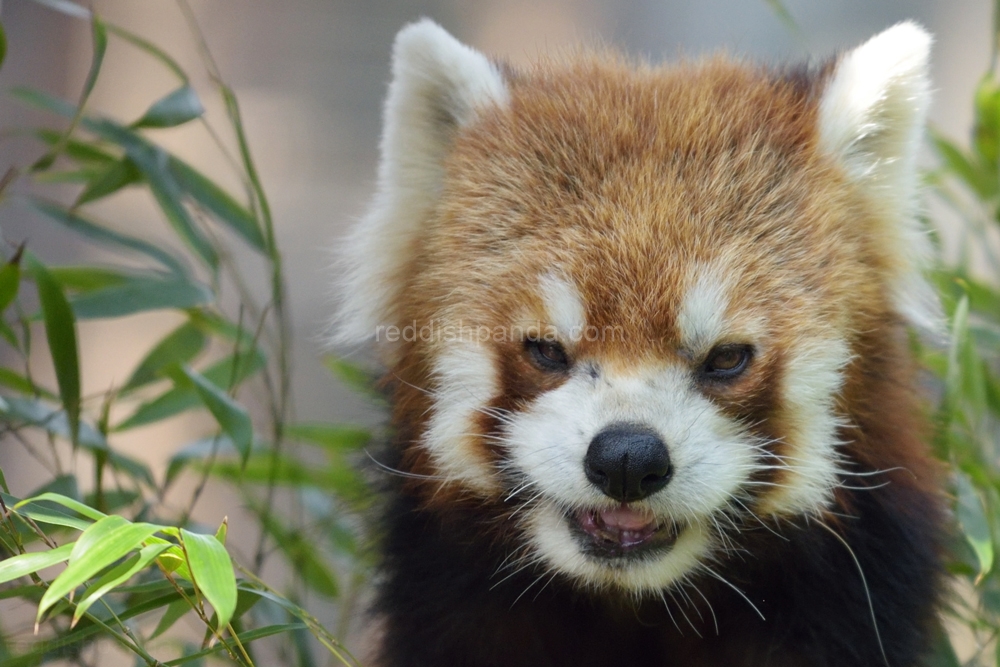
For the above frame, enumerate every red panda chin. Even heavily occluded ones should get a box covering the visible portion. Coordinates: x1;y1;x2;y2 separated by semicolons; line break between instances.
572;506;683;559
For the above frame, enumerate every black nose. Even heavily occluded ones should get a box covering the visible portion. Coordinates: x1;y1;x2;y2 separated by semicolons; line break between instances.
584;423;672;502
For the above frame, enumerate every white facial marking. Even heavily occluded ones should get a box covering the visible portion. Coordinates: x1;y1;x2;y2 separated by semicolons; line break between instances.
503;365;758;590
759;338;852;516
677;266;731;356
539;274;586;342
528;502;710;593
424;342;500;494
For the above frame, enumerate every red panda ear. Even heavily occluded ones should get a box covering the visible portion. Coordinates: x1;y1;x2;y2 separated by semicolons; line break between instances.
818;22;940;334
334;20;508;346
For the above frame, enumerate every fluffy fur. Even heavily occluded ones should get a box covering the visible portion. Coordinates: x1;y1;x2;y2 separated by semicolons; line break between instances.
337;20;947;667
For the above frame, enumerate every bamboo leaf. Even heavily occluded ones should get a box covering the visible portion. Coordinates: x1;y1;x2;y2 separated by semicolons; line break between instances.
163;623;304;666
71;542;170;625
930;131;998;199
0;246;23;313
31;13;106;173
150;598;191;640
181;527;237;630
106;24;187;83
956;471;993;583
286;423;371;452
180;365;253;466
37;515;161;620
74;156;142;206
29;198;187;275
168;157;265;250
0;368;54;398
70;274;213;319
14;492;106;522
0;20;7;71
122;321;207;392
323;356;381;400
35;129;117;165
132;85;204;128
123;140;218;268
0;396;106;448
0;543;74;585
258;512;339;598
29;258;81;446
165;436;252;485
116;349;264;430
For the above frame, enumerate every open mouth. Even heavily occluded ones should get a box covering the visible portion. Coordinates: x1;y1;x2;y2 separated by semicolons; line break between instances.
569;505;682;560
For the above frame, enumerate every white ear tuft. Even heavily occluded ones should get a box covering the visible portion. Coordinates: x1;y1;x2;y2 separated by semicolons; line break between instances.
333;19;508;346
818;22;941;334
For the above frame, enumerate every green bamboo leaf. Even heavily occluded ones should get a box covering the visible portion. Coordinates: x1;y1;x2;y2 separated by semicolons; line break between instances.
259;512;338;598
168;157;266;250
35;129;117;165
116;349;265;430
74;156;142;206
208;452;369;503
163;623;304;666
31;13;106;173
122;321;207;392
181;365;252;465
81;15;107;113
286;423;371;452
106;24;187;83
29;198;187;275
165;436;246;486
323;356;381;399
81;119;218;268
132;85;204;129
37;515;161;620
0;396;106;448
0;20;7;71
181;527;236;630
0;246;23;312
30;258;81;446
70;274;213;319
956;471;993;583
130;144;217;268
71;542;170;625
0;319;18;349
0;467;8;493
930;130;998;198
10;88;214;267
150;598;191;640
946;295;971;405
0;543;74;585
0;368;53;398
14;492;105;522
48;266;129;292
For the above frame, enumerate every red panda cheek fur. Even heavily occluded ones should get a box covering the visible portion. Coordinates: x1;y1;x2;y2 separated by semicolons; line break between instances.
340;19;948;667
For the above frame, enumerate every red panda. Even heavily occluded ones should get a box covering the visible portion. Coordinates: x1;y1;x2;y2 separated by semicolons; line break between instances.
335;19;947;667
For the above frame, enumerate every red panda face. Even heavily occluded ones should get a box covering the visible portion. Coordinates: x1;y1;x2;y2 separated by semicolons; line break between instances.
336;21;937;594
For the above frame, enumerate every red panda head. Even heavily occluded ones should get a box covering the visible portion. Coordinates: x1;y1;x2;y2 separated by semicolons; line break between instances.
335;21;936;594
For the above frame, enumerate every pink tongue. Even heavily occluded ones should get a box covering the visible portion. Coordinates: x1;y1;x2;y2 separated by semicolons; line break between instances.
598;506;655;531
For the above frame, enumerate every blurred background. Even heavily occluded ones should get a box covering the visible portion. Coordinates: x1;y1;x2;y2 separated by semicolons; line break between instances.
0;0;992;663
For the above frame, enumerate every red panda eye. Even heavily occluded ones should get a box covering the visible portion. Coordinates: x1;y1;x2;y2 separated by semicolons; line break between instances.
701;344;752;379
526;337;570;371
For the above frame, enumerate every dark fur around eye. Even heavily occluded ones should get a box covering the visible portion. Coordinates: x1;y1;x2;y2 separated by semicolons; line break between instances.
700;344;753;380
525;337;570;371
